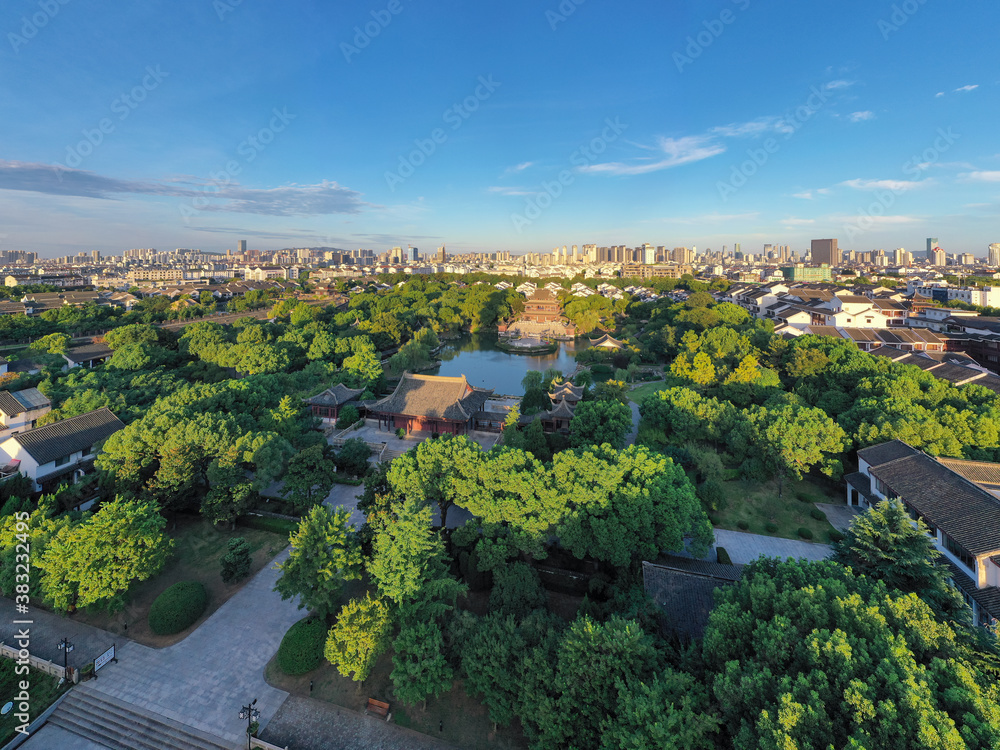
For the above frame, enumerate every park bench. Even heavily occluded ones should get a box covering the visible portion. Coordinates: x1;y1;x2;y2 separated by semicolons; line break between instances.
366;698;390;721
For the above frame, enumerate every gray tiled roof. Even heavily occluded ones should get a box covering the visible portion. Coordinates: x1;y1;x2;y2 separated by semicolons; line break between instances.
871;453;1000;556
304;384;364;408
373;374;492;422
642;559;742;641
11;408;124;465
857;439;919;468
0;388;48;417
942;558;1000;621
63;343;113;365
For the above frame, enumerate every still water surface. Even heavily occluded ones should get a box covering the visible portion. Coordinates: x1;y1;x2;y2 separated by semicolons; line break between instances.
429;333;585;395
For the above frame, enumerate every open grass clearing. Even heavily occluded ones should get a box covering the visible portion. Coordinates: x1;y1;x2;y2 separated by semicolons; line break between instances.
712;476;842;543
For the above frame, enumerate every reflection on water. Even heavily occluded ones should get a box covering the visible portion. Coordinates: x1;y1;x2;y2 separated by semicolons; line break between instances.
429;333;585;396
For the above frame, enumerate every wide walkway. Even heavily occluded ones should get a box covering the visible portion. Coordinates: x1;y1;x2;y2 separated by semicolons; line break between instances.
0;600;121;671
261;696;456;750
713;529;833;565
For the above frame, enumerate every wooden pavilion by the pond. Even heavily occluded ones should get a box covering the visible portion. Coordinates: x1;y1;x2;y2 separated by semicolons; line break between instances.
372;373;494;435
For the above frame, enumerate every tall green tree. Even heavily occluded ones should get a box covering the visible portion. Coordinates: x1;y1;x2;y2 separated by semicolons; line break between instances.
325;593;393;682
274;506;363;619
38;498;173;611
282;444;337;511
833;499;967;621
390;621;453;710
387;435;482;528
569;399;633;449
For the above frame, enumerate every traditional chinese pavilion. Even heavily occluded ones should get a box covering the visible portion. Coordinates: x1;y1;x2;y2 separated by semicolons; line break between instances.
372;373;493;435
589;333;626;350
549;382;584;406
304;383;365;423
499;289;577;338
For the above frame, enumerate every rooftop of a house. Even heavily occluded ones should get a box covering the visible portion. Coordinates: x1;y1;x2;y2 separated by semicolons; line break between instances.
857;439;920;468
0;388;50;417
642;558;743;641
304;383;365;408
869;452;1000;557
7;408;124;466
373;373;493;422
63;343;113;365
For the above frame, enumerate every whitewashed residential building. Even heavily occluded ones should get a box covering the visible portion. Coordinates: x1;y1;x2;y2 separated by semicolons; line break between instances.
0;388;51;438
846;440;1000;627
0;408;124;492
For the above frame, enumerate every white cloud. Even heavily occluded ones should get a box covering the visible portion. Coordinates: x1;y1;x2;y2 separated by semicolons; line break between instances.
954;84;979;93
501;162;535;177
935;92;945;98
825;80;855;90
962;171;1000;182
781;218;816;225
848;111;875;123
792;191;814;200
710;117;785;138
487;186;538;196
841;178;925;192
832;214;921;226
579;135;725;176
646;212;759;225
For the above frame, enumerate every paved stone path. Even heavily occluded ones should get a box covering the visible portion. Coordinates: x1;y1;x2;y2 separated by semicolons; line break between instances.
0;600;121;671
261;696;456;750
323;482;367;528
17;549;304;748
625;400;641;446
816;502;860;532
18;723;108;750
713;529;833;565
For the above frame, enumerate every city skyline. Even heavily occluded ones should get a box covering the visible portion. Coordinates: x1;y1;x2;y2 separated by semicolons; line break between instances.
1;1;999;257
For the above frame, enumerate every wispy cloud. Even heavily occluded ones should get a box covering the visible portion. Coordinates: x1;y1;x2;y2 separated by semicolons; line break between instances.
500;161;535;177
961;171;1000;182
935;92;945;98
792;188;831;199
781;218;816;226
841;178;926;192
825;80;855;90
579;134;725;176
954;84;979;93
644;212;759;225
0;160;367;216
832;214;922;226
488;186;539;197
848;111;875;123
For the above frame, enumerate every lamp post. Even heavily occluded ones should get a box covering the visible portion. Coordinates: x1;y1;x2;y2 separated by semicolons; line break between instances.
57;638;74;673
238;698;260;750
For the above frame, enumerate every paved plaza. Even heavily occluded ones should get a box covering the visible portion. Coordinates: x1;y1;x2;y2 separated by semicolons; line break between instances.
816;502;861;532
713;529;833;565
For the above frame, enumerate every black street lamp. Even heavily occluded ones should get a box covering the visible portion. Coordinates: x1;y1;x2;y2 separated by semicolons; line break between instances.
238;698;260;750
57;638;74;673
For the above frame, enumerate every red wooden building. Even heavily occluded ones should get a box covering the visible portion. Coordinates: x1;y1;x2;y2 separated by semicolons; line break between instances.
372;373;493;435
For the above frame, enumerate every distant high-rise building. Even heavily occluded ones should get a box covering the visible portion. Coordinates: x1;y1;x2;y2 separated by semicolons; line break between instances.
237;239;247;255
989;244;1000;267
642;243;655;264
409;246;419;262
894;248;912;266
931;248;946;266
926;238;939;260
810;239;839;267
959;253;975;266
438;245;446;263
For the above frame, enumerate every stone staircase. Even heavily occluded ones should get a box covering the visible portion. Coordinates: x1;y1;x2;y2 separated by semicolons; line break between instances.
46;685;236;750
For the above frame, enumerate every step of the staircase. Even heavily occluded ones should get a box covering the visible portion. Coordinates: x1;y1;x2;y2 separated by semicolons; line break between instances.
47;685;235;750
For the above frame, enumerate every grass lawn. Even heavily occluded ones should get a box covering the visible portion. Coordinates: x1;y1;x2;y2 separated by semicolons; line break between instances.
712;476;843;543
628;380;668;405
75;516;288;647
0;660;66;745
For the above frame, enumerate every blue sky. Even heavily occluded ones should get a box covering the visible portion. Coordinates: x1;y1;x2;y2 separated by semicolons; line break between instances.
0;0;998;258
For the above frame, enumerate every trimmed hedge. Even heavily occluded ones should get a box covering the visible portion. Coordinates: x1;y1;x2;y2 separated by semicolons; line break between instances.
737;520;750;530
797;527;814;540
716;547;733;565
276;617;327;676
238;515;298;535
764;522;778;534
828;529;845;543
809;508;825;521
795;491;815;503
148;581;208;635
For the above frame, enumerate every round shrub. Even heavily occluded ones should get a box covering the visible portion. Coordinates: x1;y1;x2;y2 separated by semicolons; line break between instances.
797;527;814;540
276;616;327;676
737;520;750;531
828;529;845;543
716;547;733;565
148;581;208;635
809;508;825;521
795;491;813;503
708;515;721;526
765;522;778;534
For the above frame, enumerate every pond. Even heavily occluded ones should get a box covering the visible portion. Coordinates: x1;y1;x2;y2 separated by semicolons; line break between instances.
429;333;586;396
